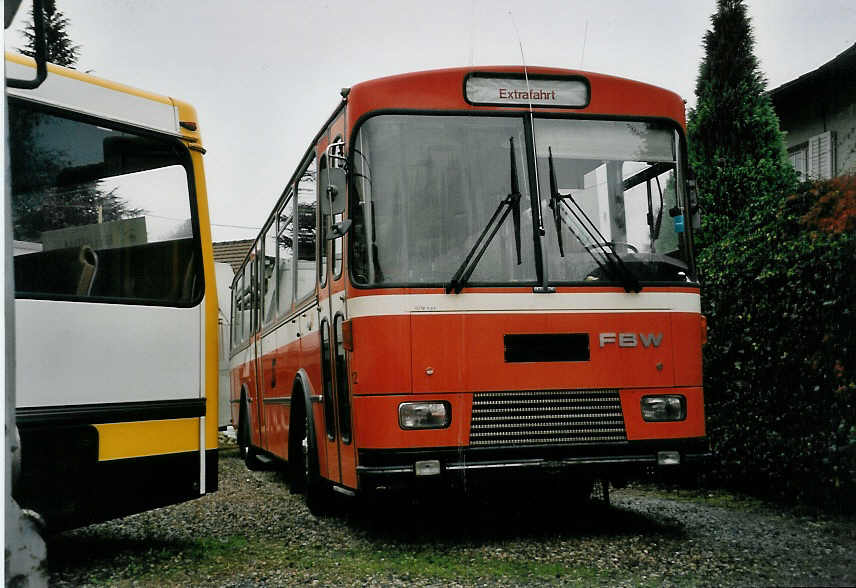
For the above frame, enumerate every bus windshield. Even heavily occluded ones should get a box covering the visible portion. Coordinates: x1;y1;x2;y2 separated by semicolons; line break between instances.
350;113;694;288
535;118;692;284
9;99;202;305
351;115;537;287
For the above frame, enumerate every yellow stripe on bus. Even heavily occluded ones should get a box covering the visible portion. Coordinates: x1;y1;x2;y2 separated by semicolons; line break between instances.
6;52;173;105
95;419;201;461
192;148;220;449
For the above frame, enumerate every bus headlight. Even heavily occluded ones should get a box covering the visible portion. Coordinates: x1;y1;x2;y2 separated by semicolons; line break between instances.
398;402;450;429
640;395;686;422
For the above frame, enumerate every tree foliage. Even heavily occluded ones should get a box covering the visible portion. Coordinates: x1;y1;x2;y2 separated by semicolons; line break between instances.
687;0;855;511
700;177;856;509
687;0;797;250
18;0;80;68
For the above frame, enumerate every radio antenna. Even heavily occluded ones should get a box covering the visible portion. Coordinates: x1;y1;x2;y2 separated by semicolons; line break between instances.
580;20;589;67
508;10;545;237
468;0;476;66
508;11;532;111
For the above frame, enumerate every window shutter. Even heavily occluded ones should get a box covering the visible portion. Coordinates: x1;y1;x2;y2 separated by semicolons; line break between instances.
788;147;807;180
808;131;835;179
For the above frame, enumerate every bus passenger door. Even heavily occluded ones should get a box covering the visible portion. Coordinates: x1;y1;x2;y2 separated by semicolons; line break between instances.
258;221;281;454
317;141;341;486
319;123;355;489
250;244;266;448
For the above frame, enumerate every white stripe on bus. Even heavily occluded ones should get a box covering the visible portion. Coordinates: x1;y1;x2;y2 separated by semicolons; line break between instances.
346;291;700;318
226;291;700;365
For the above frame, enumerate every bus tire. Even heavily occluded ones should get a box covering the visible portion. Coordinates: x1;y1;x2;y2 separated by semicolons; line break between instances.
301;412;330;516
243;445;262;471
238;394;261;470
570;477;595;503
288;401;305;493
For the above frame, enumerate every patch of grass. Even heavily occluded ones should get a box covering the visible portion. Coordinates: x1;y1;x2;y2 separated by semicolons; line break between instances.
104;535;622;585
330;547;596;583
183;536;249;560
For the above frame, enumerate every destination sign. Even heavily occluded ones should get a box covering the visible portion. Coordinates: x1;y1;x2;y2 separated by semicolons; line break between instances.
465;75;588;108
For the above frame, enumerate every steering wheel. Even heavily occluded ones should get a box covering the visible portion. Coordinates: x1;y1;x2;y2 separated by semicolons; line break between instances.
584;241;638;254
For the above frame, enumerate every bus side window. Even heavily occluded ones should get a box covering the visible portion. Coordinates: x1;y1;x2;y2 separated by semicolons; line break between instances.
318;154;328;288
249;251;258;334
231;270;242;349
241;270;253;342
331;136;345;279
262;222;277;325
296;156;318;301
278;192;295;315
234;269;246;345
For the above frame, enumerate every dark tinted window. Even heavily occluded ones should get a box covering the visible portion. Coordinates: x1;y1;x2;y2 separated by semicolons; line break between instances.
320;319;336;440
9;99;200;305
334;314;351;443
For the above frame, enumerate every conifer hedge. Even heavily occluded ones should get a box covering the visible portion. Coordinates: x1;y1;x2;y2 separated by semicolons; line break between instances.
699;175;856;509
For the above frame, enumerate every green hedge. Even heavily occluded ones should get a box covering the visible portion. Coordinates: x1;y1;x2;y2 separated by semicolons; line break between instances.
699;175;856;510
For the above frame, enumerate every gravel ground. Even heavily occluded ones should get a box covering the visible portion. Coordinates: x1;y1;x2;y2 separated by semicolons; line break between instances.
47;445;856;587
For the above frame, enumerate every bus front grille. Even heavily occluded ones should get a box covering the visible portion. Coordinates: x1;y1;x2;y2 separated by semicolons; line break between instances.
469;389;627;447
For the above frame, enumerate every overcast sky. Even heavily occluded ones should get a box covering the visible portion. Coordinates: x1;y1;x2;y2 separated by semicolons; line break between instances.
5;0;855;241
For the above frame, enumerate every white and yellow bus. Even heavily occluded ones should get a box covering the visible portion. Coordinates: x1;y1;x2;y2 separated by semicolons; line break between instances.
6;53;218;530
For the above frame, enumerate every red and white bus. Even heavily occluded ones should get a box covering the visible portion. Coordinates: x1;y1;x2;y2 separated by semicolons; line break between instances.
230;66;709;512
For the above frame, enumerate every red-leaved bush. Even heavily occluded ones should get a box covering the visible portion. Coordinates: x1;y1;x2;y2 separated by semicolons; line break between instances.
700;175;856;511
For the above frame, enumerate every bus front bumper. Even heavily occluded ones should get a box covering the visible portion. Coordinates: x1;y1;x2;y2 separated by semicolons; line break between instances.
356;438;711;492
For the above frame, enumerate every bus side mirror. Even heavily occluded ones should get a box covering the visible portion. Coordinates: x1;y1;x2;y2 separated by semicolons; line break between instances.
688;174;701;230
6;0;48;90
327;219;352;240
319;168;347;216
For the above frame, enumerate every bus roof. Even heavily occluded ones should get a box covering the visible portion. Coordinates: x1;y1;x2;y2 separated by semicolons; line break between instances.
5;52;202;146
347;65;687;129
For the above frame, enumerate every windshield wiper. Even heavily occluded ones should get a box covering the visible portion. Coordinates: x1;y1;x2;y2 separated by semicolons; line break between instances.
447;137;522;294
623;162;670;252
547;147;641;293
548;147;567;257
